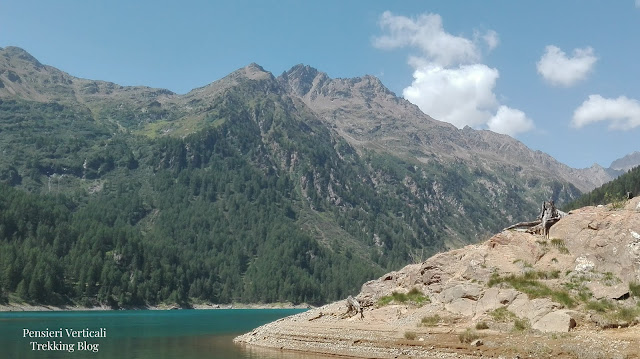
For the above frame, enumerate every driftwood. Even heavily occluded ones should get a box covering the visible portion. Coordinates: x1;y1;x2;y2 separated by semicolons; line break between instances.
344;295;363;319
503;200;564;238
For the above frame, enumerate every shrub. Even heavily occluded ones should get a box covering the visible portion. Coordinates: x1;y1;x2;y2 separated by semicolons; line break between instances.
615;306;640;322
404;331;417;340
458;328;479;343
629;282;640;297
475;321;489;330
587;299;614;312
377;295;394;307
421;314;440;327
550;238;569;254
605;192;626;210
489;307;516;322
377;288;430;307
513;318;530;332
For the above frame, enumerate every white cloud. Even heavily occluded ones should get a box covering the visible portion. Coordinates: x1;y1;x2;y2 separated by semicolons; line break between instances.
488;106;535;136
373;11;480;67
537;45;597;87
373;11;535;137
483;30;499;51
403;63;499;128
572;94;640;130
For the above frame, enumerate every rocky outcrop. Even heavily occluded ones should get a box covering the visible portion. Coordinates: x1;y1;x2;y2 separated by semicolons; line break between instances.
236;198;640;358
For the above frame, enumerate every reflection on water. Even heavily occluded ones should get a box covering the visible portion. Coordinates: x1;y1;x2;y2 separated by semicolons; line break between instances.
0;309;332;359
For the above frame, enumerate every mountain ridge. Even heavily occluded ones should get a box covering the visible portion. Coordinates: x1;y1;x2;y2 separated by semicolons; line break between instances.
0;45;632;189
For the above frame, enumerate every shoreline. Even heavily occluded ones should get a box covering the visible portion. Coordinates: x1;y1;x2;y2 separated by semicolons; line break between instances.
0;302;313;312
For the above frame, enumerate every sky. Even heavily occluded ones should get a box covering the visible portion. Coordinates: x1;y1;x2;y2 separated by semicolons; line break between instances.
1;1;639;169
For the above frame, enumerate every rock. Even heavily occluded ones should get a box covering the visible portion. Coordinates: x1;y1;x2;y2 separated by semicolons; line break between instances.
470;339;483;347
532;310;576;333
508;295;559;323
445;298;476;317
591;313;633;329
588;221;601;230
587;282;630;300
440;283;484;303
574;256;595;272
475;288;519;315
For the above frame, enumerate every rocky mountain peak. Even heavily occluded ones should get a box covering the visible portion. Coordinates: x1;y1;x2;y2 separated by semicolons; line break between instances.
610;151;640;172
185;62;277;100
278;64;328;97
226;62;270;82
1;46;43;67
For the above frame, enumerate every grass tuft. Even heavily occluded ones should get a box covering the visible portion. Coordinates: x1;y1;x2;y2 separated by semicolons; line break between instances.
458;328;480;344
550;238;569;254
489;273;575;307
629;282;640;297
513;318;530;332
489;307;517;322
421;314;440;327
404;331;417;340
377;288;430;307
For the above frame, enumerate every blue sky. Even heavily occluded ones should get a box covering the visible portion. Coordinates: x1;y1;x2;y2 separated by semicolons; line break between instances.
1;1;639;169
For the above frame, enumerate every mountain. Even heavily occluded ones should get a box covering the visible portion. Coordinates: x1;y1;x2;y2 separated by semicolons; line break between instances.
235;197;640;358
610;151;640;172
0;46;607;308
278;64;612;193
565;162;640;211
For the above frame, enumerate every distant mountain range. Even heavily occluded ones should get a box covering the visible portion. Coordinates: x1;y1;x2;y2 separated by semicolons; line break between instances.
0;46;635;307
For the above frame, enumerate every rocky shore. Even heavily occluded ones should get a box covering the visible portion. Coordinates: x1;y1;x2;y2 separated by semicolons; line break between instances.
235;198;640;358
0;302;311;312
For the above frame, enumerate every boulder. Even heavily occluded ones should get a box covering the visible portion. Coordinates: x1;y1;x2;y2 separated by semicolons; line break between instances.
445;298;476;317
533;310;576;333
587;282;630;300
475;288;519;315
508;295;559;323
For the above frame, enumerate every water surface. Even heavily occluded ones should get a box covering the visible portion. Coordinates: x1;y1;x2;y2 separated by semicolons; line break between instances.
0;309;327;359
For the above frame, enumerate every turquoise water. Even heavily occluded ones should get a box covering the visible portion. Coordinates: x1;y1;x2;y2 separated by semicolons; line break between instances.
0;309;325;359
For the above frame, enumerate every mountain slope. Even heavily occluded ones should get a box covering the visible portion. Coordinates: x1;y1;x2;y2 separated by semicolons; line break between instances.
565;163;640;211
0;47;597;308
278;64;611;193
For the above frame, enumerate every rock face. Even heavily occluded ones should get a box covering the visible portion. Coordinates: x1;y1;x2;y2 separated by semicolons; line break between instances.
235;198;640;357
533;310;577;332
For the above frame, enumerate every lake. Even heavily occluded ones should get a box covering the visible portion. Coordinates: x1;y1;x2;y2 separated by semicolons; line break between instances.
0;309;329;359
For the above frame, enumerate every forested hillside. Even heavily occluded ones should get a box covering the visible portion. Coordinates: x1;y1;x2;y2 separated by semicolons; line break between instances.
564;165;640;211
0;47;584;308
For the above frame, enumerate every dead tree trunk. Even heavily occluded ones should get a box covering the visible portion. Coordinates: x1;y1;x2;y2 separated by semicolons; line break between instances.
503;200;564;237
344;295;363;319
